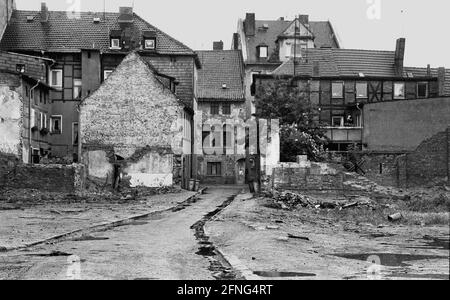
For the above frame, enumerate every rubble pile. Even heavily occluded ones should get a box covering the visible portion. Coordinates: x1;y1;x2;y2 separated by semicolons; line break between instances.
263;189;376;211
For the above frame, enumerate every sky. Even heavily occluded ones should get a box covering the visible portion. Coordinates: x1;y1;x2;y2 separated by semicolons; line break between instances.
15;0;450;67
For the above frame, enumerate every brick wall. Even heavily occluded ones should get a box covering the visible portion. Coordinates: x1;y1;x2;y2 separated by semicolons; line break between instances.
1;163;78;193
0;51;47;80
272;160;346;191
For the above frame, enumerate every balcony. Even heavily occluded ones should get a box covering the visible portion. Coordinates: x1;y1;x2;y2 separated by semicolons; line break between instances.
324;127;363;143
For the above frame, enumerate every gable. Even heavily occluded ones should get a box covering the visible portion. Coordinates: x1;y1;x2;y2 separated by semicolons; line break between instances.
80;52;186;156
280;19;314;38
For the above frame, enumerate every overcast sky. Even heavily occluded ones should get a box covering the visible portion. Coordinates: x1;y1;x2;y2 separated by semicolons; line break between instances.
15;0;449;67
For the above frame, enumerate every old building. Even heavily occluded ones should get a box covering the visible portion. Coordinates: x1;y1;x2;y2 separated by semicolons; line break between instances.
195;47;247;184
232;13;340;116
0;50;52;164
0;3;200;161
254;38;450;152
0;0;14;38
80;51;193;189
194;45;280;185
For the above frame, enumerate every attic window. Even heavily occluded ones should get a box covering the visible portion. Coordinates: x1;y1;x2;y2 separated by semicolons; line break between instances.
26;16;34;22
144;38;156;50
93;17;101;23
110;38;121;49
222;84;228;89
258;45;268;58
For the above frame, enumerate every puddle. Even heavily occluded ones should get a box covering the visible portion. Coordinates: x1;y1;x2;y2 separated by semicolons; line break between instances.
28;251;72;257
333;253;447;267
72;235;109;242
191;194;241;280
389;273;449;280
367;233;395;238
254;271;316;278
196;246;216;256
406;236;449;250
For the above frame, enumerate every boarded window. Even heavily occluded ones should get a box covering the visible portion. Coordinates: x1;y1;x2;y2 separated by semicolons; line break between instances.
417;82;428;98
50;69;62;88
207;162;222;176
222;104;231;115
211;103;220;115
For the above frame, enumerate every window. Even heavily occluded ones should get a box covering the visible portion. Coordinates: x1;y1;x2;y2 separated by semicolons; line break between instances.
417;82;428;98
73;79;82;99
110;38;120;49
258;46;268;58
72;122;79;145
332;82;344;99
40;112;44;129
49;69;62;88
211;103;220;115
356;82;368;99
144;38;156;50
207;162;222;176
394;82;405;99
222;104;231;115
332;116;344;127
104;70;113;81
51;116;62;134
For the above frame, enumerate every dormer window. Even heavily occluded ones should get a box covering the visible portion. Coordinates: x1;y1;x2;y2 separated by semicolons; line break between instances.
110;38;121;49
142;30;157;50
257;45;268;59
144;38;156;50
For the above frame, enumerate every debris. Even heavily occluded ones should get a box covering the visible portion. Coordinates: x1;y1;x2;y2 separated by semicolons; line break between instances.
49;209;63;215
276;236;289;242
288;234;310;241
267;225;280;230
342;202;358;209
388;213;402;222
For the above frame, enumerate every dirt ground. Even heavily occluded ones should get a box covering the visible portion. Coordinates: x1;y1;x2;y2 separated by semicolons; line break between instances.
206;190;450;280
0;189;197;250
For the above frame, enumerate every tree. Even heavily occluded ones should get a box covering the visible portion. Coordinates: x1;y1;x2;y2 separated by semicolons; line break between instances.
255;79;327;162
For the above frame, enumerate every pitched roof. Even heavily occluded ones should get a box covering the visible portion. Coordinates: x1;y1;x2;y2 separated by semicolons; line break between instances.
271;48;450;95
244;19;339;64
0;10;195;55
196;50;245;101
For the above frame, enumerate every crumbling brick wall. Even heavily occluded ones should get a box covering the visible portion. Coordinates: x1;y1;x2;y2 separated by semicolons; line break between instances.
1;163;78;193
272;159;346;191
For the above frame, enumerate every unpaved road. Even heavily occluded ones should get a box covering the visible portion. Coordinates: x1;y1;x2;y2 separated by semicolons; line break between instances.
0;186;243;280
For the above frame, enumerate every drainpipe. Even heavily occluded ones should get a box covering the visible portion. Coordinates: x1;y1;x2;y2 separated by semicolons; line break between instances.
356;103;363;149
29;80;41;164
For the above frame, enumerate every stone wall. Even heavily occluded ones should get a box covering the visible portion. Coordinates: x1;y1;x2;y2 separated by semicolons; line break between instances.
1;161;81;194
0;0;14;40
272;157;346;191
0;73;22;157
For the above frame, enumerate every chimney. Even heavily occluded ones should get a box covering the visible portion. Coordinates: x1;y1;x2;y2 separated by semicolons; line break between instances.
118;7;134;26
394;38;406;76
213;40;224;51
41;2;49;23
438;67;446;96
298;15;309;25
427;64;431;76
244;13;255;36
279;17;285;21
232;33;239;50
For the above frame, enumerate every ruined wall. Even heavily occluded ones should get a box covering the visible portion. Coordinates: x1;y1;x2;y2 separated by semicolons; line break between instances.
0;73;21;157
0;0;15;39
364;97;450;152
403;129;449;187
272;157;346;191
0;51;47;80
80;52;187;188
1;163;80;193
